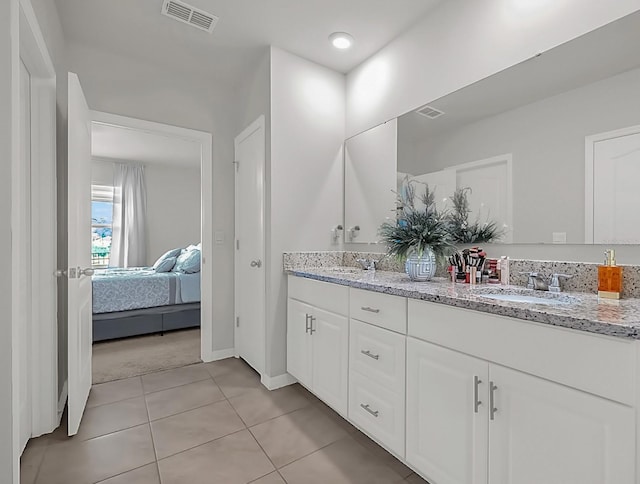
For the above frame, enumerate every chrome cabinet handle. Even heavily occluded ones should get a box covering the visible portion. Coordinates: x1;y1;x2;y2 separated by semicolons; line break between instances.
361;306;380;313
360;403;379;418
474;376;482;414
305;314;311;334
490;381;498;420
361;350;380;360
250;260;262;268
309;316;316;334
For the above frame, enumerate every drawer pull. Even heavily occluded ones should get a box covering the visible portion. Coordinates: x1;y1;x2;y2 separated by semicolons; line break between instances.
305;314;311;334
361;349;380;360
490;381;498;421
360;403;379;417
473;375;482;414
361;306;380;313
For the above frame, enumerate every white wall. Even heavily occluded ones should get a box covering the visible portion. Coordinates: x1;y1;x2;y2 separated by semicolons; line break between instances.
267;47;345;377
91;159;201;266
399;67;640;244
1;2;18;481
67;42;238;353
146;164;201;265
346;0;640;137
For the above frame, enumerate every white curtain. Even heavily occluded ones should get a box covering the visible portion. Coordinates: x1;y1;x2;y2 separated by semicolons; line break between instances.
110;163;147;267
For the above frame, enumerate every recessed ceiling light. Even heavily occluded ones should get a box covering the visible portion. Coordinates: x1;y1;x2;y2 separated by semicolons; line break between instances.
329;32;354;50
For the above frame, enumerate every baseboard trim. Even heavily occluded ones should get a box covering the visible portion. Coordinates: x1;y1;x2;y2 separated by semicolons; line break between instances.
261;372;297;390
203;348;235;363
57;380;68;424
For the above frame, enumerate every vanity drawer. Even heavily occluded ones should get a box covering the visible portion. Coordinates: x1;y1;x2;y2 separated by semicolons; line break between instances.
348;371;405;459
350;319;406;395
350;288;407;333
288;275;348;316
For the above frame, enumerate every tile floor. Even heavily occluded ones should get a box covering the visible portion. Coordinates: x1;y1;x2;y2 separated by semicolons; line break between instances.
21;358;429;484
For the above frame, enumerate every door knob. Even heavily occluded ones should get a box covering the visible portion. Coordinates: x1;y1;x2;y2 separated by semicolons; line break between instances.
78;267;95;277
250;260;262;268
54;269;67;278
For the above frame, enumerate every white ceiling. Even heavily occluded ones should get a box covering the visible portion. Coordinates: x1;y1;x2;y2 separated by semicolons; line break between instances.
91;123;202;167
399;11;640;142
54;0;442;87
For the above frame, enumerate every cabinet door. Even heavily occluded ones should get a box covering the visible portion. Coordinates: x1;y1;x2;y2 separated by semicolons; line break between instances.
312;307;349;416
406;338;489;484
286;299;313;388
488;364;635;484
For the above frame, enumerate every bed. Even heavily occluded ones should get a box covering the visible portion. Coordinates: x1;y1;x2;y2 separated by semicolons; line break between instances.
92;266;201;342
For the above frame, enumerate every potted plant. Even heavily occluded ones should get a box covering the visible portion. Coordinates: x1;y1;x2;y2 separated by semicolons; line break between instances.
379;178;454;281
447;187;504;243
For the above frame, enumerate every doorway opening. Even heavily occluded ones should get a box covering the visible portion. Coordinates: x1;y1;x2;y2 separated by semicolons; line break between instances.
89;112;213;384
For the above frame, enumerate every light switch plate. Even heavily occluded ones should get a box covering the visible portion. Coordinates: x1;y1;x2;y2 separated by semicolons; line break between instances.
214;231;225;244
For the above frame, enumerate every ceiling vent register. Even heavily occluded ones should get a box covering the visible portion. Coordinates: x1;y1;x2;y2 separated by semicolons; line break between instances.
161;0;219;33
415;105;445;119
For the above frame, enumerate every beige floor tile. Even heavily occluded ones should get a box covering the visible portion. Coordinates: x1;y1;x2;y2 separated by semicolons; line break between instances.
249;471;287;483
151;400;245;458
96;463;160;483
76;396;148;441
157;429;275;484
279;437;405;484
87;376;143;408
405;473;430;483
36;424;155;484
145;379;225;420
228;384;311;427
250;405;348;468
351;429;413;478
20;439;49;484
141;363;211;393
214;362;263;398
204;357;251;379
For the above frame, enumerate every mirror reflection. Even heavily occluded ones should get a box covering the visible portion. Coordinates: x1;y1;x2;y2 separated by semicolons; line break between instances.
345;12;640;245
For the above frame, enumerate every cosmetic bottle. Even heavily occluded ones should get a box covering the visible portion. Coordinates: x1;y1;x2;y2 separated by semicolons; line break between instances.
598;249;622;299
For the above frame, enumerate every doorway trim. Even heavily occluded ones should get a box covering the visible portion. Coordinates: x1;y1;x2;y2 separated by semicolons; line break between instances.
17;0;58;446
90;111;215;361
584;124;640;244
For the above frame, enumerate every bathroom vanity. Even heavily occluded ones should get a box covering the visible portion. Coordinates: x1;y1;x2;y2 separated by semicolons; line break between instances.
286;267;640;484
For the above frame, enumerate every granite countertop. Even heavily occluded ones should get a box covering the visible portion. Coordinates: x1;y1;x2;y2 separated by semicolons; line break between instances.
287;267;640;340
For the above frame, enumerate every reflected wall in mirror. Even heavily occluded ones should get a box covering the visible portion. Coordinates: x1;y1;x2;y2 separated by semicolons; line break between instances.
344;11;640;245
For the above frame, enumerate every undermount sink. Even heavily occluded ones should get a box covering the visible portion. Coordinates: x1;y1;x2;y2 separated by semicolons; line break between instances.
473;287;579;306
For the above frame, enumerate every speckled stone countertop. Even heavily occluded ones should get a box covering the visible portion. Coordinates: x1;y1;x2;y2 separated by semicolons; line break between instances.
287;267;640;340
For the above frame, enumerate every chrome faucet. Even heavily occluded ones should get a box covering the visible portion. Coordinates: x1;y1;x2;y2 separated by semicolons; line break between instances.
521;272;573;292
356;258;379;271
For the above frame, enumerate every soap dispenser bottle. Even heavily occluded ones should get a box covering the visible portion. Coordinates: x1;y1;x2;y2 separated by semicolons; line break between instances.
598;249;622;299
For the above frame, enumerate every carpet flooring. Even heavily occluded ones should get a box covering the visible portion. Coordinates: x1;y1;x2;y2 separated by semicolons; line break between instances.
92;328;201;384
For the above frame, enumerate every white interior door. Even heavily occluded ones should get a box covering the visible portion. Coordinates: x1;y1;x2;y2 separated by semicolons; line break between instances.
67;73;93;436
17;58;33;452
591;131;640;244
234;116;266;374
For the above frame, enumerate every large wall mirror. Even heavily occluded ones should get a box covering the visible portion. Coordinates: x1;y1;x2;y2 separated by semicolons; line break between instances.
344;11;640;245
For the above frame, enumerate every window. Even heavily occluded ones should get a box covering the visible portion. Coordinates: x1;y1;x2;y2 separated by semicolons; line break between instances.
91;185;114;267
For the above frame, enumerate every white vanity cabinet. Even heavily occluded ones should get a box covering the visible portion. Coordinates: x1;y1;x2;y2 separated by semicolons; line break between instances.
407;299;636;484
348;290;407;457
287;276;349;416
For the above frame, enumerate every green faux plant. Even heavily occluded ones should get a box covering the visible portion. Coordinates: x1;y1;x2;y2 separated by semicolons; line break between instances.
378;178;454;259
446;187;504;244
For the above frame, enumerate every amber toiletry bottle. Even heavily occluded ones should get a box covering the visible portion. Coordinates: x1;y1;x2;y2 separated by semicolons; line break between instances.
598;249;622;299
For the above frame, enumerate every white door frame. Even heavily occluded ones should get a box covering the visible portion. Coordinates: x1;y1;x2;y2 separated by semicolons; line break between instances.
584;124;640;244
233;116;266;365
90;111;215;361
17;0;58;444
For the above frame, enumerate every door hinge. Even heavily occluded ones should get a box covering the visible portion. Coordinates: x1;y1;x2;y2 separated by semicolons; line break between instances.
236;316;240;327
236;240;239;250
234;160;239;171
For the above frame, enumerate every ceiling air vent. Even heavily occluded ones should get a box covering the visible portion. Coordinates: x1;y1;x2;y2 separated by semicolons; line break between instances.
161;0;219;33
415;105;445;119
